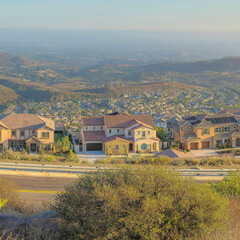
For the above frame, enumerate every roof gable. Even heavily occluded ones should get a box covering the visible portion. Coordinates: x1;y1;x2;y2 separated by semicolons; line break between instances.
0;114;55;130
104;114;155;129
82;117;104;126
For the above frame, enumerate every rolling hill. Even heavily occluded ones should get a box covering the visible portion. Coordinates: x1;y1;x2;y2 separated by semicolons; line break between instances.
138;57;240;73
0;84;19;104
0;52;35;67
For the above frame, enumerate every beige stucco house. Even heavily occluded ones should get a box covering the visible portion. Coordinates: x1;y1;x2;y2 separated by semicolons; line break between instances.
0;114;55;152
82;114;161;155
174;114;240;150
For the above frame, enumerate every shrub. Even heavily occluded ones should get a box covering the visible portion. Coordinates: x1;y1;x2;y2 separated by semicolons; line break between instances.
212;170;240;197
5;149;20;160
0;198;7;210
65;150;79;163
55;166;228;240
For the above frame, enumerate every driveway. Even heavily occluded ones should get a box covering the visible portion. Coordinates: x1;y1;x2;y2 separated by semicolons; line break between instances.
190;149;218;157
78;151;106;163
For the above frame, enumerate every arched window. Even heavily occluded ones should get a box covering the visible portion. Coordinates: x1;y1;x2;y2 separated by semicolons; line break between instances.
141;143;147;150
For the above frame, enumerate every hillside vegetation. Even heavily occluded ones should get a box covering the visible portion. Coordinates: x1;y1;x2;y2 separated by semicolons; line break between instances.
0;84;18;104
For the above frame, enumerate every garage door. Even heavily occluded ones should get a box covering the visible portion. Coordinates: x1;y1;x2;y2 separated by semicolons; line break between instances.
86;143;103;151
202;141;210;149
190;142;198;150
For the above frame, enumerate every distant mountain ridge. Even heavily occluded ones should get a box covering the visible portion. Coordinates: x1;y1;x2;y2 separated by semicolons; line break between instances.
139;57;240;73
0;52;35;67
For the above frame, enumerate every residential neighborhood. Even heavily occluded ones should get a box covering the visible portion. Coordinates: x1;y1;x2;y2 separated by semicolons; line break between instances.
4;86;240;138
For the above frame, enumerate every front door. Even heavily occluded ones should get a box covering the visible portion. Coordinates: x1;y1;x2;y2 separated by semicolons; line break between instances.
129;143;133;151
30;143;37;152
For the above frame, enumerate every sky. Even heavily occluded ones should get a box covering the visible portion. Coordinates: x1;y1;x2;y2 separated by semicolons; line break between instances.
0;0;240;32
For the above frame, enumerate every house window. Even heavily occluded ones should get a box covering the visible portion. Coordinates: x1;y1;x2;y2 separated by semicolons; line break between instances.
138;131;140;135
115;145;119;150
101;127;103;130
93;127;95;130
148;131;150;134
234;126;237;130
142;131;146;137
86;127;88;130
12;130;16;137
223;127;229;133
109;145;111;148
41;132;50;139
20;130;24;137
202;129;209;135
117;129;120;133
32;130;35;135
141;143;147;150
215;128;219;133
181;127;183;131
128;130;131;136
109;129;112;134
44;144;51;151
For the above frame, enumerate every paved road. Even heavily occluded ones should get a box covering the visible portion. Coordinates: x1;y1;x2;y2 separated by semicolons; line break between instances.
0;175;77;191
0;175;77;202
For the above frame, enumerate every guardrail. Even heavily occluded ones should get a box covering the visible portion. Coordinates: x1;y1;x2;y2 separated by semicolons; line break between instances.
0;162;237;177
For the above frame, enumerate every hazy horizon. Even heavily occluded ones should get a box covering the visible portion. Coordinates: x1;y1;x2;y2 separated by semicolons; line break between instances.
1;0;240;32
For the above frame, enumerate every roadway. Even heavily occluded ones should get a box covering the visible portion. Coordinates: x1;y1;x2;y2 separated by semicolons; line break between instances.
0;163;234;202
0;175;77;202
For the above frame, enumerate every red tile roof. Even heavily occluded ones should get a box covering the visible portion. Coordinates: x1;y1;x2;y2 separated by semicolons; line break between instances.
82;131;105;141
82;117;104;126
104;114;155;129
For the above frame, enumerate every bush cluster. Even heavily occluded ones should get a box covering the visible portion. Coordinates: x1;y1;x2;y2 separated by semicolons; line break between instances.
96;155;240;167
212;170;240;197
0;148;79;163
55;166;228;240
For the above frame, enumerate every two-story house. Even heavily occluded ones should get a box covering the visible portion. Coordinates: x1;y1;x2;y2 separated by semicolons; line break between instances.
155;113;182;131
82;114;160;154
174;114;240;150
0;114;55;152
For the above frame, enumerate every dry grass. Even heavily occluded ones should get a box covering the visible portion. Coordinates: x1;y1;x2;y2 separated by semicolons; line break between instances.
202;198;240;240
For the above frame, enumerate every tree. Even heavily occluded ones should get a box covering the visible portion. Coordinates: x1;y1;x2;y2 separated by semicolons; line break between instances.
55;166;228;240
55;136;71;155
156;126;167;141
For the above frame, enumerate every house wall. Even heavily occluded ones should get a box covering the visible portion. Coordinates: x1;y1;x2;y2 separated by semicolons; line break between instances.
104;139;129;155
133;127;156;141
124;128;134;138
135;138;160;152
37;128;54;144
83;125;105;131
105;128;125;137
